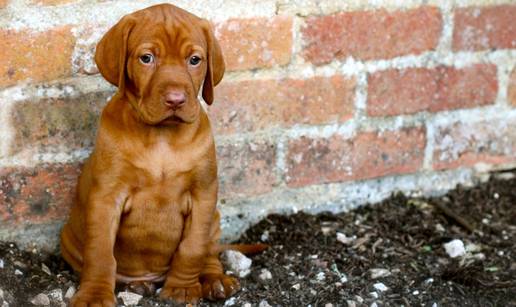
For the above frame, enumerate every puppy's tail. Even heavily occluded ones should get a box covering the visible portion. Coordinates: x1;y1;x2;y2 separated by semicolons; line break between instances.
209;243;269;256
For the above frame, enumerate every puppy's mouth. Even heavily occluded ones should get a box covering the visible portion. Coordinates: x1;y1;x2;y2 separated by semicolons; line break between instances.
160;114;187;125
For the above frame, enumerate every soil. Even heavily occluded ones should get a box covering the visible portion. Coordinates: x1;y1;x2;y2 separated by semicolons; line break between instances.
1;171;515;307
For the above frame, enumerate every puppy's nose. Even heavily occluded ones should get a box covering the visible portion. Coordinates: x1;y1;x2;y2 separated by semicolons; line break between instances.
164;91;186;110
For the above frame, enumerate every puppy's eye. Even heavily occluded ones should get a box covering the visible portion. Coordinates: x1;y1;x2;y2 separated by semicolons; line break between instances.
189;55;201;66
139;54;154;65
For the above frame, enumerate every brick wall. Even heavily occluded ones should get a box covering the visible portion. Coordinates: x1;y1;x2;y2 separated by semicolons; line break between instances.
0;0;515;251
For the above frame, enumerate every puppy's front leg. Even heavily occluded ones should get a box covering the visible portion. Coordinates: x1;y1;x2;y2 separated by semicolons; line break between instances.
71;188;125;307
160;180;218;303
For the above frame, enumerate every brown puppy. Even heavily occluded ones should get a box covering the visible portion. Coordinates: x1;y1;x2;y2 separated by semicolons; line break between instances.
60;4;236;306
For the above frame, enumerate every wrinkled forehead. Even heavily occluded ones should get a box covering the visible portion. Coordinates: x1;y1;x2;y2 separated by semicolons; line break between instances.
127;9;206;54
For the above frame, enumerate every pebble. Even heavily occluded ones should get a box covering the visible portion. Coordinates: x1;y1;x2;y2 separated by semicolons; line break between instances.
0;259;3;269
425;278;434;284
258;300;272;307
355;295;364;303
221;250;252;278
64;286;76;300
242;303;252;307
369;292;378;299
325;304;334;307
413;290;420;295
48;289;63;302
316;272;326;281
292;283;300;290
371;303;378;307
336;232;354;245
340;275;348;283
224;297;236;306
258;268;272;280
444;239;466;258
117;291;142;306
261;230;269;242
347;300;357;307
14;270;23;276
30;293;50;306
41;264;52;276
370;268;391;279
373;282;388;292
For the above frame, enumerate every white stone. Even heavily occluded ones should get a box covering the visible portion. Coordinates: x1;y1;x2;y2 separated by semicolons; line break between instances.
444;239;466;258
259;268;272;280
347;300;357;307
369;292;378;299
413;290;420;295
370;268;391;279
355;295;364;303
261;230;269;242
371;303;378;307
30;294;50;306
64;286;76;300
14;270;22;276
117;291;142;306
221;250;252;278
336;232;354;245
325;304;334;307
41;264;51;276
48;289;62;302
224;297;237;306
340;275;348;283
0;259;4;269
259;300;272;307
373;282;388;292
292;283;300;290
242;303;252;307
316;272;325;281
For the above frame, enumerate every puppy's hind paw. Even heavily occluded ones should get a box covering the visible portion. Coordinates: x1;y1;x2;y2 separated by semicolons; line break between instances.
200;274;240;301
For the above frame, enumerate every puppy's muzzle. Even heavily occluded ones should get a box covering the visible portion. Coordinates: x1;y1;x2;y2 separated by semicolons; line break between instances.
164;91;186;110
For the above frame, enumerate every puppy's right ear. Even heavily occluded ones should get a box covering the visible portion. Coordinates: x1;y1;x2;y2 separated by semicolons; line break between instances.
95;15;136;91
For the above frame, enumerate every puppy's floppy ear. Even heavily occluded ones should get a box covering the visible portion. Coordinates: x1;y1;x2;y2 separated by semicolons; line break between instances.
95;15;136;91
201;20;225;105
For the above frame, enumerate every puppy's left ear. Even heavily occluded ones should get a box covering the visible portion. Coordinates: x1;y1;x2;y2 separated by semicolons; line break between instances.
95;15;136;92
201;20;225;105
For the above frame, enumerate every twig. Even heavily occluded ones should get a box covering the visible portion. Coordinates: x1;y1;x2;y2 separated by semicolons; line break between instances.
429;200;476;233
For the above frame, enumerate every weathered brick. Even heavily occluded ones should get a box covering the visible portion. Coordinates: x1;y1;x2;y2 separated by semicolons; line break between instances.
367;64;498;117
31;0;77;5
302;7;442;64
0;26;76;88
9;90;113;155
0;0;8;8
509;67;516;106
216;16;293;71
286;127;426;187
453;5;516;51
433;119;516;170
0;163;79;225
217;140;277;199
210;75;355;134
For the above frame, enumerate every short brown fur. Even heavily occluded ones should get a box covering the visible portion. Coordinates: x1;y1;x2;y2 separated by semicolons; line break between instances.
60;4;242;305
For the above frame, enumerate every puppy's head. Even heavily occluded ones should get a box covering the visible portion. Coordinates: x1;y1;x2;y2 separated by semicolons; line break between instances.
95;4;224;125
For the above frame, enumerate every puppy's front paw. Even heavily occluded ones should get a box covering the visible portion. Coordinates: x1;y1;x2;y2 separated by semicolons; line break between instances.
159;283;202;304
200;274;240;301
70;285;116;307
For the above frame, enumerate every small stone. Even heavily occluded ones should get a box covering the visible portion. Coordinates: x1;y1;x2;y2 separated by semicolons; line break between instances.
30;293;50;306
117;291;142;306
221;251;252;278
41;264;51;276
14;270;23;276
259;268;272;280
369;291;378;298
444;239;466;258
373;282;388;292
310;289;317;296
260;230;269;242
413;290;420;295
340;275;348;283
370;268;391;279
0;259;4;269
325;304;334;307
371;303;379;307
0;288;4;299
292;283;300;290
48;289;62;302
259;300;272;307
355;295;364;303
64;286;76;300
224;297;237;306
242;303;251;307
425;278;434;284
347;300;357;307
435;223;445;232
336;232;354;245
316;272;325;281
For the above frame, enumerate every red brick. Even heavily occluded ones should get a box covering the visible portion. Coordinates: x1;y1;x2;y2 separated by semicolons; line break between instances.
210;75;355;134
217;140;277;199
367;64;498;117
0;0;8;8
0;163;79;225
286;127;426;187
9;91;113;155
0;26;76;88
216;16;293;71
453;5;516;51
433;120;516;170
509;67;516;106
302;7;442;64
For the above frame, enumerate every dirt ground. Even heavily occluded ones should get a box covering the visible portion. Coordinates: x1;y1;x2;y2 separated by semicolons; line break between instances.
0;171;515;306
